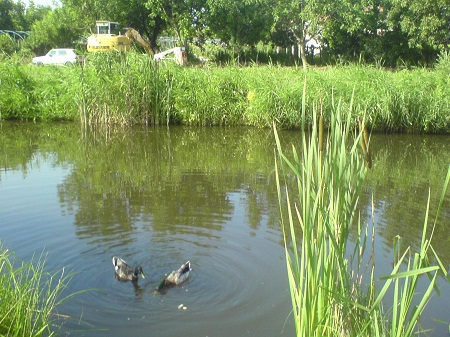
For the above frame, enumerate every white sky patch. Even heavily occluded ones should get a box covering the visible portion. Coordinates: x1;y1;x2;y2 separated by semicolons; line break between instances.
18;0;60;8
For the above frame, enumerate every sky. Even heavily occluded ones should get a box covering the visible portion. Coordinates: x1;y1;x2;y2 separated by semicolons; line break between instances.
21;0;60;8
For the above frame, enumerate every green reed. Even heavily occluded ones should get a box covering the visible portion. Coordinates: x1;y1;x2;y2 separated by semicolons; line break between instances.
0;247;73;336
0;61;37;120
274;97;450;336
72;61;450;131
75;53;171;126
168;64;249;126
1;56;449;132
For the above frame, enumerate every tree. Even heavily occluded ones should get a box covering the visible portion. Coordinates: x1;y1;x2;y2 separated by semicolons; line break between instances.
23;2;53;31
25;6;81;54
388;0;450;50
145;0;207;48
271;0;327;68
319;1;386;63
206;0;273;46
0;0;15;29
0;0;31;30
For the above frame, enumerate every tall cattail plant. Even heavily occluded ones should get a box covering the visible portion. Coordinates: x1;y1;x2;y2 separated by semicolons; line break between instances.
275;93;449;337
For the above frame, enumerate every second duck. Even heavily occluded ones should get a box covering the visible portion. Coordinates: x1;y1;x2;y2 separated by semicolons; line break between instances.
156;261;191;290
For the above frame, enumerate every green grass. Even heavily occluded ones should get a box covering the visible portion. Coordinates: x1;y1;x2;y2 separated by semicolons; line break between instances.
0;247;73;336
0;55;449;133
274;94;450;336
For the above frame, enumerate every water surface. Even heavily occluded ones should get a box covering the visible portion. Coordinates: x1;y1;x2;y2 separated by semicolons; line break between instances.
0;123;449;336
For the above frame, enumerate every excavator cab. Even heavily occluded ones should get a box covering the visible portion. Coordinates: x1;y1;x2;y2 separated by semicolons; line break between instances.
95;21;121;35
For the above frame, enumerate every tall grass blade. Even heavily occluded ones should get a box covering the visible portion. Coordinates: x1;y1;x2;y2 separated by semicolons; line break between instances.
0;247;74;336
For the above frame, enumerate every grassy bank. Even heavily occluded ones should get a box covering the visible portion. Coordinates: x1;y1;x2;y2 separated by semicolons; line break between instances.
0;247;71;336
274;100;450;336
0;54;449;132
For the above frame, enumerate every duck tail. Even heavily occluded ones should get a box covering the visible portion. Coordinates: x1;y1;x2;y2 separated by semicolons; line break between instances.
180;261;191;274
112;256;118;267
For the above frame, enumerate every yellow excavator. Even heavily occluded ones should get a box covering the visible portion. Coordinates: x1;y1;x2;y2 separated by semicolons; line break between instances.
87;20;187;64
87;20;152;54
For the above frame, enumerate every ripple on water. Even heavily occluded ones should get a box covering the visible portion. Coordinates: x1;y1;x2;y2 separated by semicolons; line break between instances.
59;220;292;336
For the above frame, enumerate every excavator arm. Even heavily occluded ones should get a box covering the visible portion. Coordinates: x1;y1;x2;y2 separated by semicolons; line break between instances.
123;28;153;55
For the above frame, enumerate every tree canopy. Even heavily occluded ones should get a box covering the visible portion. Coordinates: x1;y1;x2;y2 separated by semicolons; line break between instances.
1;0;448;66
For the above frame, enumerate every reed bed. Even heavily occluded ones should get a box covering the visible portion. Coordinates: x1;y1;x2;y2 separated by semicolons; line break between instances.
0;55;449;132
76;53;171;126
274;98;450;336
0;247;72;336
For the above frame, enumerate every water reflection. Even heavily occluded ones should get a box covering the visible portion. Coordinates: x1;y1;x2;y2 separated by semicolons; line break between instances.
1;123;449;261
364;134;450;265
53;126;282;251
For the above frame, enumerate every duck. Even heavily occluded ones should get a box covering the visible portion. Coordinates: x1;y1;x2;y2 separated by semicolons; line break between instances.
156;261;191;291
112;256;146;281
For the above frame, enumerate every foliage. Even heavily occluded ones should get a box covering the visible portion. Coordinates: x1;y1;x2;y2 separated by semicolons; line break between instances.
388;0;450;50
0;60;37;119
0;0;14;29
0;0;51;33
435;50;450;72
0;246;72;336
146;0;205;48
274;100;450;336
205;0;273;46
23;2;53;30
114;0;166;53
0;34;15;55
271;0;311;68
25;6;82;55
0;0;26;29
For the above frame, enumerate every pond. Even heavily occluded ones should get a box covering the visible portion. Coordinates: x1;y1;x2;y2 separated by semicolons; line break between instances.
0;122;449;336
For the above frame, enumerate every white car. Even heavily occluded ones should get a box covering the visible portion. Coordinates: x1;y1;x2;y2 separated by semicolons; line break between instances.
32;48;81;66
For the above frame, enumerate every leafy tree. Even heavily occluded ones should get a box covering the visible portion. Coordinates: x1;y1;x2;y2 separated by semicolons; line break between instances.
319;2;382;63
11;1;27;30
388;0;450;50
25;6;81;54
23;2;52;31
1;0;15;29
145;0;207;48
271;0;329;68
0;0;30;30
206;0;273;46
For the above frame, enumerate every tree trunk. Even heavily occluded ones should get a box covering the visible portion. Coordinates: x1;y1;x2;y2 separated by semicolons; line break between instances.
290;24;308;69
299;42;308;69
